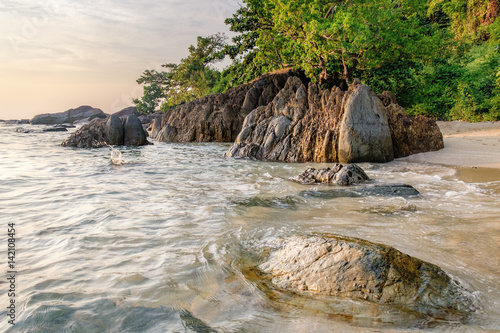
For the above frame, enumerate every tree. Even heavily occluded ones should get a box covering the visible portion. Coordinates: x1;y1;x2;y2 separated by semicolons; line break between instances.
133;33;227;114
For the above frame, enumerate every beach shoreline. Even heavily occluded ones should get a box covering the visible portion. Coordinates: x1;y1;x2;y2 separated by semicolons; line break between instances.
399;120;500;170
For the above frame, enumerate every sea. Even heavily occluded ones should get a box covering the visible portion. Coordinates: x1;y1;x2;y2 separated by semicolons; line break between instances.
0;123;499;333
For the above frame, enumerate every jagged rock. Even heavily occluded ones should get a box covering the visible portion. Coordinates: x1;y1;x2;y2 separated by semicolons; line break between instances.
289;164;369;185
258;235;477;320
106;115;124;145
31;106;106;125
154;69;306;143
61;115;150;148
148;118;163;138
123;114;148;146
226;77;443;163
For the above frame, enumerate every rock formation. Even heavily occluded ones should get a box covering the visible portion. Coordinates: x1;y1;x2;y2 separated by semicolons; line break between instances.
289;164;369;185
112;106;139;119
226;77;443;163
152;69;306;143
258;235;477;319
61;114;149;148
31;106;107;125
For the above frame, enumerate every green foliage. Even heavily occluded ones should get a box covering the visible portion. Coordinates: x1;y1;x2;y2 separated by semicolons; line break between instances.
134;0;500;121
133;34;227;114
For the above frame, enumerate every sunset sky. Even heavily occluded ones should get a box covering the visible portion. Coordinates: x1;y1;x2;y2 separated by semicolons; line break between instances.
0;0;240;120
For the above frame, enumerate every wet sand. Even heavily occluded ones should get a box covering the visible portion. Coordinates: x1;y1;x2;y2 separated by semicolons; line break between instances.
399;121;500;172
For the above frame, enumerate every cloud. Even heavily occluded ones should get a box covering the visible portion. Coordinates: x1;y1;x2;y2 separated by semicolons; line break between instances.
0;0;242;119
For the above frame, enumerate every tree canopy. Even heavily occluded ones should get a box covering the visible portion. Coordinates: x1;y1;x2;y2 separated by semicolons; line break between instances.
135;0;499;121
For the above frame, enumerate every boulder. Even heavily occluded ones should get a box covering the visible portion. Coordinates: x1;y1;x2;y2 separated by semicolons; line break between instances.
289;164;369;185
31;106;106;125
154;69;307;143
123;114;148;146
226;78;443;163
61;115;150;148
338;85;394;163
258;235;477;320
381;100;444;158
106;115;124;145
112;106;139;119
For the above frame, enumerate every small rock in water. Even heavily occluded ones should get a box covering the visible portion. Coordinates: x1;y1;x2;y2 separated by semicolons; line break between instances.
289;163;369;185
257;235;478;321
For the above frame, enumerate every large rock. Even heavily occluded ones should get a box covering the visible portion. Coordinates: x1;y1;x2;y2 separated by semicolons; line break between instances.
61;115;150;148
123;114;148;146
289;164;369;185
382;101;444;158
106;115;124;145
338;85;393;163
258;235;477;319
226;78;443;163
31;106;106;125
154;69;306;143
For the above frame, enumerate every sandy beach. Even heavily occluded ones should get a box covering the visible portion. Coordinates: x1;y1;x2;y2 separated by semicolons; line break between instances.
399;121;500;181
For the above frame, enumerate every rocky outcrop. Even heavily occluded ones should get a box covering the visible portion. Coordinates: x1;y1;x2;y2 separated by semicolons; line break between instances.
31;106;106;125
258;235;477;319
153;69;306;143
61;114;150;148
226;77;443;163
289;164;369;185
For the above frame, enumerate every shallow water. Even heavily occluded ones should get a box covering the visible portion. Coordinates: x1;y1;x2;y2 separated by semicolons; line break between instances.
0;123;499;332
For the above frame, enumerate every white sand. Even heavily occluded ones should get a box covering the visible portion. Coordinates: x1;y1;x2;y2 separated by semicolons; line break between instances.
399;121;500;169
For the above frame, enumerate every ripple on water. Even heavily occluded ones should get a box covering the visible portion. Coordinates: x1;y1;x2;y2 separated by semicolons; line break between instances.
0;126;499;332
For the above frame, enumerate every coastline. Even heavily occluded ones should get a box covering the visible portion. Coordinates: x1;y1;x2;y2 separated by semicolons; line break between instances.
399;121;500;172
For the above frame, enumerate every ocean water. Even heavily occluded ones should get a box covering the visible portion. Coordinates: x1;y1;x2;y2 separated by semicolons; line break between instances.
0;123;499;333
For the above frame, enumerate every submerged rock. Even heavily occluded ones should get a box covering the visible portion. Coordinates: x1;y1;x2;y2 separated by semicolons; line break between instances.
299;184;421;199
31;105;106;125
289;164;369;185
226;77;443;163
61;115;150;148
258;235;477;320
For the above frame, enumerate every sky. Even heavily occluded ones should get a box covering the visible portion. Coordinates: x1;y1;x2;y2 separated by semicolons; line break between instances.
0;0;241;120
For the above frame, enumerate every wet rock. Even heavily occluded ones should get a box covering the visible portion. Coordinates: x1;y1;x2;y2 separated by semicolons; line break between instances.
299;184;421;199
289;164;369;185
43;126;68;132
106;115;124;145
231;196;301;210
31;105;106;125
258;235;477;320
61;115;150;148
123;114;148;146
226;79;443;163
155;69;306;143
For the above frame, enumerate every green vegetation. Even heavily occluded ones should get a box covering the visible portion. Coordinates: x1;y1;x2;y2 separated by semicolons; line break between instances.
135;0;499;121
